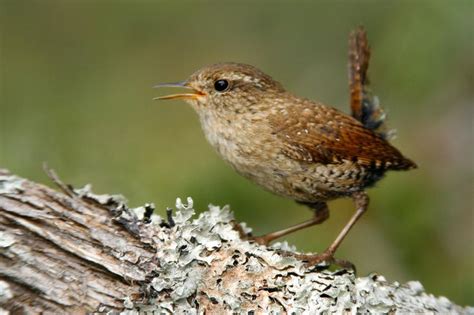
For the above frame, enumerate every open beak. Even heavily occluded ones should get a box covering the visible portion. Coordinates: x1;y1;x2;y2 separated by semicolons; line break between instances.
153;81;204;100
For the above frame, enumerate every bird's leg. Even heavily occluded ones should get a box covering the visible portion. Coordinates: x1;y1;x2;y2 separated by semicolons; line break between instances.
250;201;329;246
296;191;369;267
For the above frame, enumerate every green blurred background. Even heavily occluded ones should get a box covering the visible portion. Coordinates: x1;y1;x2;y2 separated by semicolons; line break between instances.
1;0;472;305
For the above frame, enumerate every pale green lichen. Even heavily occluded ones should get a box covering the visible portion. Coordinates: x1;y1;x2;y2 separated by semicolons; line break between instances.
117;197;473;314
0;232;15;248
74;184;128;206
0;174;25;195
1;170;472;313
0;281;12;304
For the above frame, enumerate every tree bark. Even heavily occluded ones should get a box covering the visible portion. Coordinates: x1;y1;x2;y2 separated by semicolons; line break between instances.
0;168;471;314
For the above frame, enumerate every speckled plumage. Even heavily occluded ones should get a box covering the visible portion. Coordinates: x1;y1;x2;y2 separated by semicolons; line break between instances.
169;62;415;203
156;33;416;265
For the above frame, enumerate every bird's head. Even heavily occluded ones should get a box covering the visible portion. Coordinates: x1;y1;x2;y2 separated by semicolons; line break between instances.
154;62;285;114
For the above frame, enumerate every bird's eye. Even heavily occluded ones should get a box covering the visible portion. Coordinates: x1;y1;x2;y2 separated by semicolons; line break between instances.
214;79;230;92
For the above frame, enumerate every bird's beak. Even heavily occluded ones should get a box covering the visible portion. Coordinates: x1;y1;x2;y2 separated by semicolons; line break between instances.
153;81;204;100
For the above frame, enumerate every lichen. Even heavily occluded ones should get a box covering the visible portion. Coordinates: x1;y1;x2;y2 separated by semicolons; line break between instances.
0;174;25;195
0;281;12;304
0;232;15;248
74;184;128;207
3;170;469;313
117;197;473;314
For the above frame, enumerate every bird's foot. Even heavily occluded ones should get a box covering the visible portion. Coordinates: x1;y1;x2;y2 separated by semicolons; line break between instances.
230;221;273;246
231;220;252;239
295;251;333;265
294;251;356;271
247;235;271;246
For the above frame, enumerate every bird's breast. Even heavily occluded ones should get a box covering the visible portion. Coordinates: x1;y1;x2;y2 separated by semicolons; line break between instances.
198;111;277;170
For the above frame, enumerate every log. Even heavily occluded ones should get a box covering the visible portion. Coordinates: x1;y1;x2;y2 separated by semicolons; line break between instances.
0;168;472;314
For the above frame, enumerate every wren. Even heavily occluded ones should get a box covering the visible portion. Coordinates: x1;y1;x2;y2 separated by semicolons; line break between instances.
154;28;416;266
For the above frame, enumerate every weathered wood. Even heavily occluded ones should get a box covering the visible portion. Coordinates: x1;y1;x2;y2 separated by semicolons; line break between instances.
0;168;154;313
0;168;472;314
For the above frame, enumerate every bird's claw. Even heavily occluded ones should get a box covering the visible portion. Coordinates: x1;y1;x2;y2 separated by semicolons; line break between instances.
295;251;356;271
294;251;333;266
248;235;270;246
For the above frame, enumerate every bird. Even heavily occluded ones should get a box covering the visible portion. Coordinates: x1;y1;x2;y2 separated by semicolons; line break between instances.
154;27;416;266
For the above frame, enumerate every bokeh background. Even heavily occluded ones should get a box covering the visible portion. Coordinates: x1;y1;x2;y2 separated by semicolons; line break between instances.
1;0;472;305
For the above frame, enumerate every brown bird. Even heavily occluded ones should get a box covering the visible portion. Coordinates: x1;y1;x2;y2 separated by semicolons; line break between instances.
154;28;416;266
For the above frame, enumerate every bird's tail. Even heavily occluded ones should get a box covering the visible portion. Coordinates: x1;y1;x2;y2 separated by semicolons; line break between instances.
348;26;395;140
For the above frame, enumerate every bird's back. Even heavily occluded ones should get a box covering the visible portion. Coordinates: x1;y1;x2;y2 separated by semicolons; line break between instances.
263;98;415;201
270;98;416;172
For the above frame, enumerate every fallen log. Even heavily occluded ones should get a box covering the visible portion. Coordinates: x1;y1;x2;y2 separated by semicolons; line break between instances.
0;168;471;314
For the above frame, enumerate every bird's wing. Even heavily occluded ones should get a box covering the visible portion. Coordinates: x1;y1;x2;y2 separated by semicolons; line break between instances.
270;104;416;170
